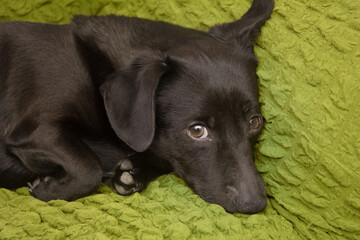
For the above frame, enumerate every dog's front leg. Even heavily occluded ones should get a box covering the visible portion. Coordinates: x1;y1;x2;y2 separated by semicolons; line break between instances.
6;120;103;201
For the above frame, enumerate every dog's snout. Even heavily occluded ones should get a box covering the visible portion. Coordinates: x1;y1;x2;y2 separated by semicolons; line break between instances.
226;181;267;214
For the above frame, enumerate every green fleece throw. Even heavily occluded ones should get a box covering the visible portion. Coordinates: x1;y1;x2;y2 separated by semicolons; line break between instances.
0;0;359;239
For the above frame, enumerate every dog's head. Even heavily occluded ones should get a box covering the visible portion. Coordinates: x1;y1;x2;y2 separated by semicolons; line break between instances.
73;0;274;213
151;50;267;214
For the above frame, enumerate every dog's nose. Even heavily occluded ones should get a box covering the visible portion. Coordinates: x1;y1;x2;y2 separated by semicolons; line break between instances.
226;184;267;214
236;194;267;214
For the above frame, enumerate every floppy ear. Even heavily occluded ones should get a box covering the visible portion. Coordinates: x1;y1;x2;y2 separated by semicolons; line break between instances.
71;16;169;152
209;0;274;53
100;55;169;152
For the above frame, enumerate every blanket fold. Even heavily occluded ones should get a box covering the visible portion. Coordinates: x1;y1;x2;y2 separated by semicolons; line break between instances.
0;0;359;239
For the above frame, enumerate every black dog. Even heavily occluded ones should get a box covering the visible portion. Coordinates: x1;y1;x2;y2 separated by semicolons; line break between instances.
0;0;273;214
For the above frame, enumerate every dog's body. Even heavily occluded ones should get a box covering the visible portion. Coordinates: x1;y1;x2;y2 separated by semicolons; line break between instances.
0;0;273;214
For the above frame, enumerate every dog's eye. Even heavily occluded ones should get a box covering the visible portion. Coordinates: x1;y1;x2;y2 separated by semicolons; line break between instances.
249;116;263;131
187;125;209;139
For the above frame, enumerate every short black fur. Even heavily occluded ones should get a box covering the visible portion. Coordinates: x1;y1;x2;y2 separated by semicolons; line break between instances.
0;0;273;214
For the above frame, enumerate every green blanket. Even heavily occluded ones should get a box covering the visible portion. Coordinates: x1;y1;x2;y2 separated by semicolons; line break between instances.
1;0;359;239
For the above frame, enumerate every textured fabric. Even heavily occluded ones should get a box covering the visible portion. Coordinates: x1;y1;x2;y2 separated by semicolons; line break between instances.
0;0;359;239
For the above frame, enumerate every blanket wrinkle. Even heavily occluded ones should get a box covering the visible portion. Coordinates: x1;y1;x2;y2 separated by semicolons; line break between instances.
1;0;359;239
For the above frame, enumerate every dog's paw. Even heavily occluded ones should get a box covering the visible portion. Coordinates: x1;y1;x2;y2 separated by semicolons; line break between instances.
27;176;56;201
112;158;144;196
27;177;42;192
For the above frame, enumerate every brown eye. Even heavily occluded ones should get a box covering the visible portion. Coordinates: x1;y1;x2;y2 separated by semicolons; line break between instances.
187;125;209;139
249;116;263;131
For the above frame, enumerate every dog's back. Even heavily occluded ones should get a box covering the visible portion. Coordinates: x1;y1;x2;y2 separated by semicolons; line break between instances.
0;21;107;187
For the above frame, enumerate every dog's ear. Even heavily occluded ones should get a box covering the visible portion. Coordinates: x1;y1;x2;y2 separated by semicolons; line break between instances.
209;0;274;53
71;16;170;152
100;54;169;152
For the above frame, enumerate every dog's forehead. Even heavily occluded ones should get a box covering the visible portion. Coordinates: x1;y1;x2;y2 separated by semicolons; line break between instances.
176;50;259;99
158;53;260;127
173;44;258;87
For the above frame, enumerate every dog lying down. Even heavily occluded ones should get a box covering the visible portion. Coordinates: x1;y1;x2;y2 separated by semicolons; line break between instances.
0;0;273;214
